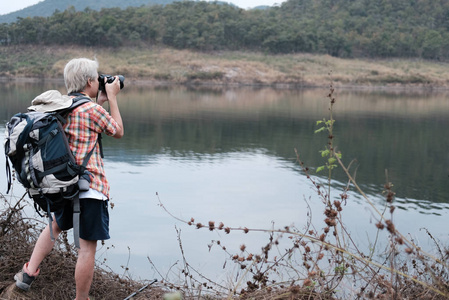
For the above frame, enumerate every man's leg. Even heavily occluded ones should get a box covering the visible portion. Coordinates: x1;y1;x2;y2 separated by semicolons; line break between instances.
27;218;62;274
75;238;97;300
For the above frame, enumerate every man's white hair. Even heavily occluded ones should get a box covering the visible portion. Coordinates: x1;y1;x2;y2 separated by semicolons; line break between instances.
64;58;99;94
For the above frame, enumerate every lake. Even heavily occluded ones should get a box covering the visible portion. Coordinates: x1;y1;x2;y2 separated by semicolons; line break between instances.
1;81;448;285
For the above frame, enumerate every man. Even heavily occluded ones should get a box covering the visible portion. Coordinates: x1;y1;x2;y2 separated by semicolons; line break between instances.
14;58;124;300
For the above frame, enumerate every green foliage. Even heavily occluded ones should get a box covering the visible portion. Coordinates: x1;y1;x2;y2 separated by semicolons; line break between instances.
315;119;335;134
1;0;449;59
315;116;340;173
334;264;347;275
315;80;341;176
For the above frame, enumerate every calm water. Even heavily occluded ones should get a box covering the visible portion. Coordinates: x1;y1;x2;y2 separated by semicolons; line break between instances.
1;81;449;282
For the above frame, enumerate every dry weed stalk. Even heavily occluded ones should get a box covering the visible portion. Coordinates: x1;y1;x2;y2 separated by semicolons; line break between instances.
154;79;449;299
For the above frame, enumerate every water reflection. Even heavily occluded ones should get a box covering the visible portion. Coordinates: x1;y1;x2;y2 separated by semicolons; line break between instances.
1;82;448;280
2;83;449;204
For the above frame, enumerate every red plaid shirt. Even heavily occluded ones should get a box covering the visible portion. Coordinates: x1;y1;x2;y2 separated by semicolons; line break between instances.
64;100;119;198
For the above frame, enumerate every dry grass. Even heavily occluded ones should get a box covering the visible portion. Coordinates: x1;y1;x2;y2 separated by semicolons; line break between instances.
3;45;449;88
0;193;340;300
0;194;165;300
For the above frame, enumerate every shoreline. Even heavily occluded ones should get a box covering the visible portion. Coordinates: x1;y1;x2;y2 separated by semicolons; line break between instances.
2;76;449;93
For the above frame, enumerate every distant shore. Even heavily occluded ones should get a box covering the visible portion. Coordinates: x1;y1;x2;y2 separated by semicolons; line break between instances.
2;45;449;90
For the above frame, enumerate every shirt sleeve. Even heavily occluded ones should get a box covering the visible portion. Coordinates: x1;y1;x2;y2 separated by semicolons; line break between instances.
86;102;119;136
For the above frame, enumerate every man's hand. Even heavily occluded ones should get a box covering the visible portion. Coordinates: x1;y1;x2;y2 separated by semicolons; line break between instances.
97;76;121;106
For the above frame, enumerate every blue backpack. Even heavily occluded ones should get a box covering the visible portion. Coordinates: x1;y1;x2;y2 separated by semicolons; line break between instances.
4;90;96;248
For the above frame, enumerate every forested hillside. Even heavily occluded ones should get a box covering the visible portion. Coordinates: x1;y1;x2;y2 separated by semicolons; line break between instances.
1;0;449;59
0;0;174;24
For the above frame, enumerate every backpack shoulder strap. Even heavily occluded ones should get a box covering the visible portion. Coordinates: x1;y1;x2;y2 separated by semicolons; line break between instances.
70;95;92;109
55;94;92;122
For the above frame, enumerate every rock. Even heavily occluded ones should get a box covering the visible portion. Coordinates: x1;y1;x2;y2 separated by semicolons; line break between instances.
0;283;32;300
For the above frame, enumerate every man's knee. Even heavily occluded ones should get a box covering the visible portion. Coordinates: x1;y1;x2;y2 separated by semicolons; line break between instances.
79;239;97;256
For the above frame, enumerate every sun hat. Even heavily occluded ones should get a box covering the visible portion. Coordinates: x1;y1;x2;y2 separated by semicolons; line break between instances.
28;90;73;112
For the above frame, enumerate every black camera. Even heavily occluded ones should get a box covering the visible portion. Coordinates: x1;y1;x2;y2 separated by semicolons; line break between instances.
98;74;125;91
